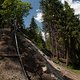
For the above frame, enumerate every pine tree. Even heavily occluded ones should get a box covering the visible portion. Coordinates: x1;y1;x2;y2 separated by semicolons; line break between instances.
28;17;38;42
40;0;64;58
25;17;46;50
40;0;80;68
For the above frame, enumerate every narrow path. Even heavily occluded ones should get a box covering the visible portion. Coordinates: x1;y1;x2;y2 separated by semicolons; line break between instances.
19;31;79;80
46;58;80;80
17;31;65;80
1;28;79;80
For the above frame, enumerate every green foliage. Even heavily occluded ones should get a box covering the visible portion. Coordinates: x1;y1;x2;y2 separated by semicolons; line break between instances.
27;17;38;42
37;32;46;49
24;17;46;50
0;0;31;28
53;58;60;64
40;0;80;68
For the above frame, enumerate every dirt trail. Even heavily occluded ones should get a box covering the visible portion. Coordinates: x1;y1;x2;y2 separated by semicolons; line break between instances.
47;59;80;80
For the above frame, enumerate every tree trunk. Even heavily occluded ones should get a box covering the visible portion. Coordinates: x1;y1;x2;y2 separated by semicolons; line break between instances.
66;47;69;66
55;37;59;59
49;24;55;56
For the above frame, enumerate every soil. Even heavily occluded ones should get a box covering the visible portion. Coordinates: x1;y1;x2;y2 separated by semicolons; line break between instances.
47;59;80;80
0;57;26;80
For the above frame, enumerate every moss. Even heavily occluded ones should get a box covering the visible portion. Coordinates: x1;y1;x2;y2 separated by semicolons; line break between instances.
53;58;60;64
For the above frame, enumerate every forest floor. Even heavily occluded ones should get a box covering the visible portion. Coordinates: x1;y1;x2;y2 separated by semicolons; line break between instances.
0;29;26;80
0;57;26;80
0;29;56;80
0;28;80;80
47;59;80;80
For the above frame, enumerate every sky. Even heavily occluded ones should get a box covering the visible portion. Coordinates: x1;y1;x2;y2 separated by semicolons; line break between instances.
22;0;80;28
62;0;80;14
22;0;43;29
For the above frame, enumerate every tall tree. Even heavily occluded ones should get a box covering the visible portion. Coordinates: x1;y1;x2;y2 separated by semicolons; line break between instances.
60;1;80;66
25;17;46;50
40;0;64;58
28;17;38;42
0;0;31;28
40;0;80;68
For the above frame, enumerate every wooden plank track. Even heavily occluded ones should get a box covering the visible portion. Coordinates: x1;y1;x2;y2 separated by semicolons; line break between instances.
0;28;28;80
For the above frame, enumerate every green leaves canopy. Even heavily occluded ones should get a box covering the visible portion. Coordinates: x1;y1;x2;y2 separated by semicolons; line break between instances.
40;0;80;67
0;0;31;27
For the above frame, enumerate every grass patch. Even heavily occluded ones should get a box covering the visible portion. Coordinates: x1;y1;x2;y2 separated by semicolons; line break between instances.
68;66;80;74
65;65;80;74
52;58;80;74
72;69;80;74
53;58;60;64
